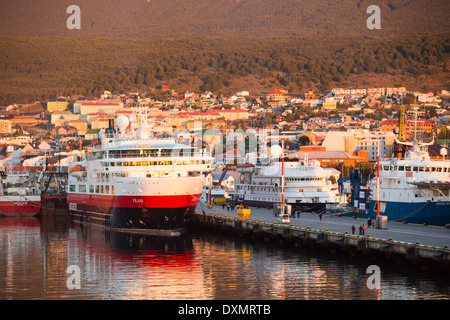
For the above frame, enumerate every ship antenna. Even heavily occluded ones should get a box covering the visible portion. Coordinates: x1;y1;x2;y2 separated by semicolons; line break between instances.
281;138;285;205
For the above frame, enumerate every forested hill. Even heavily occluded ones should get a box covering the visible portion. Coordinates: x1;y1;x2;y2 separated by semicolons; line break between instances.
0;0;449;38
0;0;449;104
1;34;448;105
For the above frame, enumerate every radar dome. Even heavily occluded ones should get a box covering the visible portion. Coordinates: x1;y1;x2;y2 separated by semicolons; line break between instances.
440;147;448;156
116;115;130;129
270;145;283;158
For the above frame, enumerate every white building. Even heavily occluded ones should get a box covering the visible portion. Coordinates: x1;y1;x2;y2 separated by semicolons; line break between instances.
322;130;395;161
236;91;249;97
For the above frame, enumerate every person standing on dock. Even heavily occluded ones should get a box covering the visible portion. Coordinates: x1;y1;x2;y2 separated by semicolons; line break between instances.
359;225;363;235
319;213;322;220
368;217;372;228
362;225;365;235
352;225;356;235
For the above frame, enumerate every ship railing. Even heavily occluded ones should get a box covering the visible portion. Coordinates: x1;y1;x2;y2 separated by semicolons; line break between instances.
103;152;206;158
97;146;206;158
382;156;449;162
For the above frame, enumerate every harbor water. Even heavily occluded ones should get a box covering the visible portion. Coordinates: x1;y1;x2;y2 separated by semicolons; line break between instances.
0;215;449;300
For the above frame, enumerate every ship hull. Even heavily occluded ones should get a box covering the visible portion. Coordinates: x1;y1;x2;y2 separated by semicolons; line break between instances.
67;193;201;236
367;200;450;226
0;196;41;217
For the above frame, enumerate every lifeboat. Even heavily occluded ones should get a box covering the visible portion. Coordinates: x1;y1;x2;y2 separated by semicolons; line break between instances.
69;165;86;178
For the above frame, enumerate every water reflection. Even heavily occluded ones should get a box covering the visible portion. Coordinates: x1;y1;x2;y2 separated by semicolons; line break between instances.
0;216;448;300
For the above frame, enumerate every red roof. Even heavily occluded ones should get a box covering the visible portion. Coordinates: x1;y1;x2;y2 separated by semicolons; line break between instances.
81;103;120;106
87;113;108;116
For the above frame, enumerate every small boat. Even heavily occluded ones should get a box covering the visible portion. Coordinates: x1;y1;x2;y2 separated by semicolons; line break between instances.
0;169;41;217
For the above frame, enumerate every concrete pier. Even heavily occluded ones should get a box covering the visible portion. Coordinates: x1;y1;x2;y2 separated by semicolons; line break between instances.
193;204;450;268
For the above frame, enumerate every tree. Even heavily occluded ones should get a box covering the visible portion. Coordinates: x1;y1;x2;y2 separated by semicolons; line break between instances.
402;93;416;105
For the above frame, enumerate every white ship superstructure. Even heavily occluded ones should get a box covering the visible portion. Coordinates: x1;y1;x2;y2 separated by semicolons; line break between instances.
368;141;450;225
230;153;340;212
67;113;214;235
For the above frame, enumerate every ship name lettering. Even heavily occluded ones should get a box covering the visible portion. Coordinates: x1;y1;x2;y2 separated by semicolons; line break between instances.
132;198;144;203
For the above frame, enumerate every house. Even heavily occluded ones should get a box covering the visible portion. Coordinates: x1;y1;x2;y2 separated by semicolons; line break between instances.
91;118;111;130
52;125;77;137
50;111;79;125
205;171;237;189
84;128;101;140
66;119;88;133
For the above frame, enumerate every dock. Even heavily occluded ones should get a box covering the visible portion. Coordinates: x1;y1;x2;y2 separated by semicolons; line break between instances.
193;204;450;268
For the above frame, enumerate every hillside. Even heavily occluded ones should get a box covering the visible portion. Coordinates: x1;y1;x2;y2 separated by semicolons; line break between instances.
0;34;448;104
0;0;449;39
0;0;449;104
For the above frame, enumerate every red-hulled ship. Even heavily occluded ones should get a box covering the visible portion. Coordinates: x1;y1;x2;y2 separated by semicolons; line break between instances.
0;169;41;217
67;113;213;236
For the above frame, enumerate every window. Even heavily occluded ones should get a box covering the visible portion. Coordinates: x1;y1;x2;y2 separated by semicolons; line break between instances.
96;186;100;193
69;185;75;192
79;185;86;193
90;185;94;193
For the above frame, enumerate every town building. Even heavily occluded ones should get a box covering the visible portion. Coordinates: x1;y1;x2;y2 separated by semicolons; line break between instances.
288;150;366;167
379;118;434;141
322;99;337;110
0;119;12;135
322;130;395;161
47;98;68;112
79;102;124;115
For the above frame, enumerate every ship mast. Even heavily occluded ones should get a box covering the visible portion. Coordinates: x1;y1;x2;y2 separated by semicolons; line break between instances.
281;139;285;205
376;154;380;217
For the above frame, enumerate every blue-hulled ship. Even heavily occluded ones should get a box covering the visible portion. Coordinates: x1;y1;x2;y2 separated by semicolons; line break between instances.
367;140;450;226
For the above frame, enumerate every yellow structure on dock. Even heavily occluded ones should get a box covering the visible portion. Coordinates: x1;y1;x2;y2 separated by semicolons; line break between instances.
237;206;251;219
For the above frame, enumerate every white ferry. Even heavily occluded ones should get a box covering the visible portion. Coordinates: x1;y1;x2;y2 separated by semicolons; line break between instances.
229;150;340;213
67;113;214;235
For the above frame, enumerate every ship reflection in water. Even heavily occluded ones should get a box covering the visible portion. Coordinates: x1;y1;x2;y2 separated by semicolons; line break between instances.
0;216;448;300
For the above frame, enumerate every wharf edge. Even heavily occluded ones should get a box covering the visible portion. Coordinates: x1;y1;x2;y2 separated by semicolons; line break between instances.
191;210;450;269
